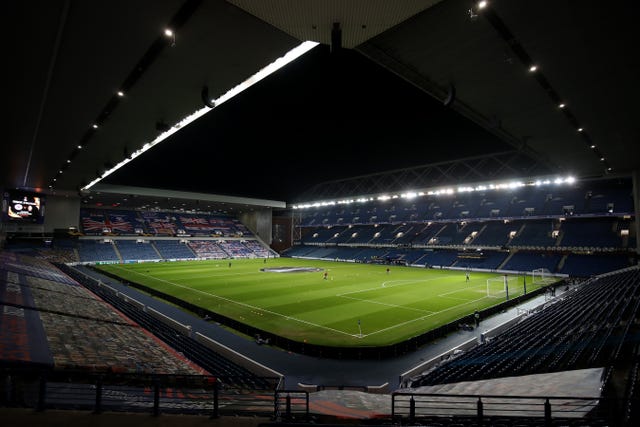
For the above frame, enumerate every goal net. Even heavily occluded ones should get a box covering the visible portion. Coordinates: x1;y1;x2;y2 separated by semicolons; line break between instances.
531;268;555;285
486;275;517;299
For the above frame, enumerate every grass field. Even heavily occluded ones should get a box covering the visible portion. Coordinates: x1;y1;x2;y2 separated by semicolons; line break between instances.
97;258;548;347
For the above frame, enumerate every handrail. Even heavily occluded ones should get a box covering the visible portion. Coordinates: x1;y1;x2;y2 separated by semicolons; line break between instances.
391;391;613;424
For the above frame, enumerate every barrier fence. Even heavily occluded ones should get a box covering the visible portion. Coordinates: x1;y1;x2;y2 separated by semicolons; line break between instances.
1;368;288;419
391;390;616;426
3;368;637;425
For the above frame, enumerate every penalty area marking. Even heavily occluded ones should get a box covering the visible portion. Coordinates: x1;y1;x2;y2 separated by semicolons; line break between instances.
437;283;489;301
338;294;434;315
363;294;490;338
338;274;458;296
335;274;493;337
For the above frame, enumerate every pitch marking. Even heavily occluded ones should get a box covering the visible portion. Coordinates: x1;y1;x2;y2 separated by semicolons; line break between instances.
111;266;360;338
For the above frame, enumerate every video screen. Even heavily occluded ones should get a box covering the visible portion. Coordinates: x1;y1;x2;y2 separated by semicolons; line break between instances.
2;190;46;223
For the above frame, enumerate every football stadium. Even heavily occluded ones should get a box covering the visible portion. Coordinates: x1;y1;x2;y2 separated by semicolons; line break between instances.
3;1;640;426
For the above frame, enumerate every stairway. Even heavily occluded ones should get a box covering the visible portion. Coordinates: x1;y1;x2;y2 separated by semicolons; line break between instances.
556;254;568;272
151;241;164;259
498;250;516;270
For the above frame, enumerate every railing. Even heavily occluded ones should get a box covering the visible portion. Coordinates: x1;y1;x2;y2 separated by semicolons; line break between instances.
274;390;309;422
391;391;615;426
4;368;637;425
1;369;294;419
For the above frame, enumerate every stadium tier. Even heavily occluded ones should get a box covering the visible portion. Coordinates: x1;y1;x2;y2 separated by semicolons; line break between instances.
298;177;634;226
58;263;271;389
0;253;205;375
408;268;640;387
114;239;161;261
559;217;624;249
290;177;637;278
152;239;197;259
501;252;562;272
80;209;251;238
187;240;229;259
38;209;275;263
76;240;119;262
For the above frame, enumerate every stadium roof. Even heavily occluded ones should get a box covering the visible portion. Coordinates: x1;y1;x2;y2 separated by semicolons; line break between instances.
6;0;639;212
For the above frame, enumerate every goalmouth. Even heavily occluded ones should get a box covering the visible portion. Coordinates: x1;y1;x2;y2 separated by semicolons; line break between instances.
486;268;561;300
486;274;517;299
531;268;556;285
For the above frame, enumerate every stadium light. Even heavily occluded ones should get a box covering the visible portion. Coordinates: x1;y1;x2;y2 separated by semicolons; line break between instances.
82;40;319;191
291;175;579;209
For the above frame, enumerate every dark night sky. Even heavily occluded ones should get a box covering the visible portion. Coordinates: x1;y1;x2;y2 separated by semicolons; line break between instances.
105;44;510;202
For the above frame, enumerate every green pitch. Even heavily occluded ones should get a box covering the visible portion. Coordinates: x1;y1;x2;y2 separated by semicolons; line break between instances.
97;258;546;347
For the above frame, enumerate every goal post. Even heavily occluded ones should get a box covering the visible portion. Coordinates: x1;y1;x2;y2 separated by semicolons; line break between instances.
531;268;553;285
486;275;515;300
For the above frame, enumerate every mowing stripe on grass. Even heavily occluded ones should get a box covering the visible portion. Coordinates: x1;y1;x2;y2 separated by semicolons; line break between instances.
437;283;487;301
111;265;361;338
363;294;489;338
337;274;457;296
337;295;435;315
99;260;531;346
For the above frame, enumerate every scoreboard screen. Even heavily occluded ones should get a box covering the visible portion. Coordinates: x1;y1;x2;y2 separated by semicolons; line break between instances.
2;190;46;223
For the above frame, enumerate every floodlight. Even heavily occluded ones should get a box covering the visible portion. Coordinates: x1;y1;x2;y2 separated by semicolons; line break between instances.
84;43;321;193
